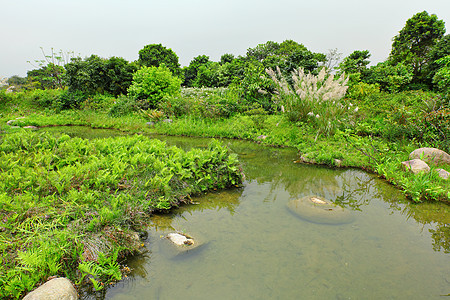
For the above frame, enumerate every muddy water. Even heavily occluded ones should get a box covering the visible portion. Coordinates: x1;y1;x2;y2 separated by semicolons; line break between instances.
41;127;450;299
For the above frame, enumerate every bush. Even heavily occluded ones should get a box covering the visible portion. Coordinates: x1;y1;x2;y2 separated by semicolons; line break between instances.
28;89;64;108
127;65;182;109
54;90;87;110
81;93;116;110
158;87;240;119
108;95;137;117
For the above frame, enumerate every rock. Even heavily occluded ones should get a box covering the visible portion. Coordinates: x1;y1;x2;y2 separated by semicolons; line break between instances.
162;119;173;123
409;148;450;166
23;277;78;300
167;233;195;246
162;232;204;257
401;159;430;174
256;135;267;140
435;168;449;180
287;195;354;225
6;117;26;126
334;159;343;167
23;126;38;130
297;155;315;164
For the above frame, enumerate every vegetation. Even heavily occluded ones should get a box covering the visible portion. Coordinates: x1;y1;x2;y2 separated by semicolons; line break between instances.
0;130;243;298
1;9;450;298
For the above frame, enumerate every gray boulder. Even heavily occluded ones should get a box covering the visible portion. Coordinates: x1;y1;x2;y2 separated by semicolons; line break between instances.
23;277;77;300
401;159;430;174
409;148;450;166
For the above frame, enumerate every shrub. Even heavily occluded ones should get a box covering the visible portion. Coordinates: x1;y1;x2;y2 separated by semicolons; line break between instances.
108;95;137;117
29;89;64;108
127;65;182;109
158;87;240;119
54;90;87;110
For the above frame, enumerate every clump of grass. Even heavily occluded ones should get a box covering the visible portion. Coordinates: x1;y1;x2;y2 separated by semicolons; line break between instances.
266;67;351;135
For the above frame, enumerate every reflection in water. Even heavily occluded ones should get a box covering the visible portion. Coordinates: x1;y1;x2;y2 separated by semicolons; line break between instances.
38;127;450;299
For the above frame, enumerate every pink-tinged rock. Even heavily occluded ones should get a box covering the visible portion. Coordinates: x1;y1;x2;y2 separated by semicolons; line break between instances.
23;278;78;300
409;148;450;166
435;168;449;180
401;159;430;174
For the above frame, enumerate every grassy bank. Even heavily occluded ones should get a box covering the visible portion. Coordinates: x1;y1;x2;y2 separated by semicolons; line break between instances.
0;130;243;298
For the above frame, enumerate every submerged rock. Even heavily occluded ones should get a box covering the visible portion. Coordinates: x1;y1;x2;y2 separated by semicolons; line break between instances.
23;277;77;300
164;232;203;256
167;233;194;246
409;148;450;166
287;195;354;225
401;159;430;174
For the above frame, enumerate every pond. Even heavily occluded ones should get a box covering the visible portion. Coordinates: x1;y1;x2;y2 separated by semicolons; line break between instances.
41;126;450;299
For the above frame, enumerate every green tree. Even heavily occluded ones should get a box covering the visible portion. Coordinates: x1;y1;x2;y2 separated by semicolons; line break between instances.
364;61;413;93
220;53;235;65
27;48;77;89
138;44;181;76
27;64;66;90
427;34;450;87
432;55;450;94
338;50;371;75
389;11;446;84
65;55;136;96
128;65;182;108
182;55;212;87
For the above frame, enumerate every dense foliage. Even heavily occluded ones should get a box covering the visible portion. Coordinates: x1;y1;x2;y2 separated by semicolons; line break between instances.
1;10;450;297
138;44;181;77
0;131;243;298
127;65;182;109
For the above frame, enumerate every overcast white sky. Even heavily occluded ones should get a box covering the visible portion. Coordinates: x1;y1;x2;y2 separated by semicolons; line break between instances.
2;0;450;77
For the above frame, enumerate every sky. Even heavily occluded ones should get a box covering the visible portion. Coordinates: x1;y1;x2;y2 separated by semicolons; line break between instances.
2;0;450;77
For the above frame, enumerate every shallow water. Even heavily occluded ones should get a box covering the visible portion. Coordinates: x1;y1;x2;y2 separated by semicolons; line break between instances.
41;126;450;299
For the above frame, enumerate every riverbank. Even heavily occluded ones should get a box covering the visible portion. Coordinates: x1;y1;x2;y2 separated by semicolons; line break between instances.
2;108;449;204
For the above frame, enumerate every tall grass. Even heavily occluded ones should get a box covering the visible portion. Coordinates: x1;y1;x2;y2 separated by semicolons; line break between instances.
266;67;351;135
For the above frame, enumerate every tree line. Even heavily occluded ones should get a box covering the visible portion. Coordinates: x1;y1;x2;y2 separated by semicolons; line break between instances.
5;11;450;99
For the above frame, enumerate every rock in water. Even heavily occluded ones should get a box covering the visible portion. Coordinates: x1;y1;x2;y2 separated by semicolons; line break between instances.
409;148;450;166
287;195;354;225
23;277;78;300
167;233;195;246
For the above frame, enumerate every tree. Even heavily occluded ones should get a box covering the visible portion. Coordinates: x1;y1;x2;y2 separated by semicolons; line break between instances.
338;50;371;75
127;65;182;108
138;44;181;76
220;53;235;65
389;11;446;84
27;48;78;89
432;55;450;94
246;41;280;62
427;34;450;86
182;55;212;86
323;48;343;73
65;55;137;96
364;61;413;93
